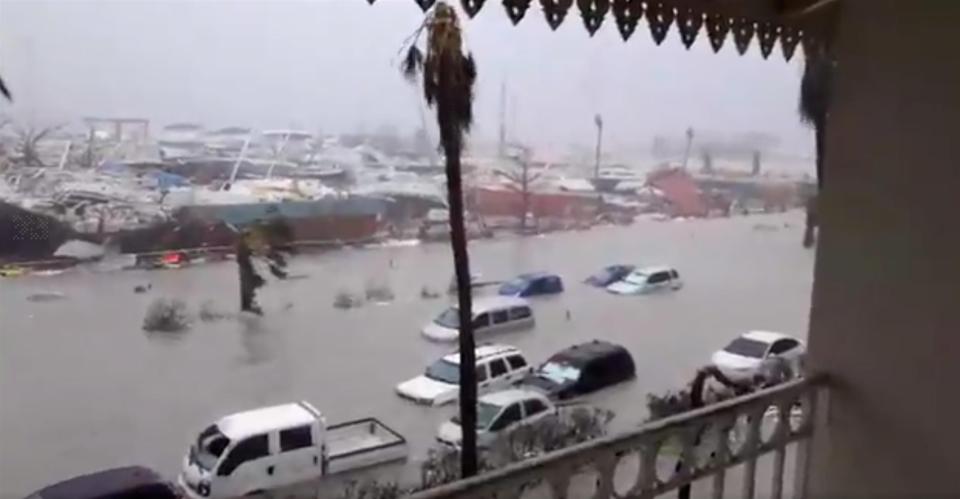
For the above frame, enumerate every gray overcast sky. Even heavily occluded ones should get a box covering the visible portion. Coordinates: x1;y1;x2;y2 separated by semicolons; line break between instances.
0;0;813;159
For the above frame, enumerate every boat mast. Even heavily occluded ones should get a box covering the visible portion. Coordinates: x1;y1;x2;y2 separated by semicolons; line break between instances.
265;133;291;179
226;137;251;188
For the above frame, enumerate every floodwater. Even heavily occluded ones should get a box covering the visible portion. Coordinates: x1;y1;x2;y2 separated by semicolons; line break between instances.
0;212;813;497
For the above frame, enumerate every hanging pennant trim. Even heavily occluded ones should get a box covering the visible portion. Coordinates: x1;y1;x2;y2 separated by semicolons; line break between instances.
540;0;574;30
675;7;704;49
577;0;610;36
503;0;532;24
461;0;485;17
731;17;756;55
611;0;644;41
756;21;779;59
704;12;730;53
780;26;802;61
645;1;675;46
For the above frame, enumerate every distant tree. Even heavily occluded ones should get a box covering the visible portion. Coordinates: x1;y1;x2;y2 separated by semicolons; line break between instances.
234;220;293;315
13;125;63;167
495;147;541;232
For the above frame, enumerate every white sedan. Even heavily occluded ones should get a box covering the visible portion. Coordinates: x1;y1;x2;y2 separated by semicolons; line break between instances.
710;331;806;382
606;266;682;295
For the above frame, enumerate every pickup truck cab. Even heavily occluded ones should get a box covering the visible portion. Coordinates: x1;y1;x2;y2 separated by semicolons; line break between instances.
179;401;406;498
396;344;533;406
436;389;557;448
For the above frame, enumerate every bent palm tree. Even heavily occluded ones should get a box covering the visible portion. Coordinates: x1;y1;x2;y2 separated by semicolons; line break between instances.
799;46;832;247
235;219;293;315
403;2;480;477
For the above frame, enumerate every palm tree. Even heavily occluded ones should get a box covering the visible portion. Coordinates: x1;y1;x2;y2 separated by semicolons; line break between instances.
402;2;480;477
799;46;832;247
235;219;293;315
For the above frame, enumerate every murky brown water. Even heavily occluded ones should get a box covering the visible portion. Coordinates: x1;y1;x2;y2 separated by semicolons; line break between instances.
0;212;813;497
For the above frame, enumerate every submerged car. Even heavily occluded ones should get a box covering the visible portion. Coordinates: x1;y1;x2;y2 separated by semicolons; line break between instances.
396;344;533;406
422;296;535;342
436;389;557;448
606;266;682;295
710;331;806;382
525;340;636;400
25;466;178;499
584;264;636;287
498;272;564;297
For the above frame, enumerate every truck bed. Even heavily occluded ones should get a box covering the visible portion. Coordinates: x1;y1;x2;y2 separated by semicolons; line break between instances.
325;418;407;474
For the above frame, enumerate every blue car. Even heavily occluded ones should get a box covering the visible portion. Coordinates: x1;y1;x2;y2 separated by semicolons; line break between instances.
499;272;564;297
584;264;636;287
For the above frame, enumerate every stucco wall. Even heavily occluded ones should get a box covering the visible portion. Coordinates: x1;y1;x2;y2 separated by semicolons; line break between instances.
807;0;960;495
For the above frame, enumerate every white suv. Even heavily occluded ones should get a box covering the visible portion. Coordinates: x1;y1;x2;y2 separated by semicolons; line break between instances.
396;345;532;406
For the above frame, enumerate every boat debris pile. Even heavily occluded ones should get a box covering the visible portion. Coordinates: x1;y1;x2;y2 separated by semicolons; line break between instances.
1;117;815;270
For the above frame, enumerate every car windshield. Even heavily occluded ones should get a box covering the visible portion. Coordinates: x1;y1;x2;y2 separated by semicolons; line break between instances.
451;400;502;429
424;359;459;384
538;361;581;384
192;425;230;472
624;272;648;285
476;401;503;429
723;337;769;358
499;278;527;295
434;308;459;328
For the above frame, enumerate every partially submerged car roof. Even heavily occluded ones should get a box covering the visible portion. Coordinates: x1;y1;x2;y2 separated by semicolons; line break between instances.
450;296;531;314
548;340;632;367
26;466;175;499
443;344;521;364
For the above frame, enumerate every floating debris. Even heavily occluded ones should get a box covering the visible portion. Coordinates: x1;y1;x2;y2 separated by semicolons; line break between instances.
27;291;66;302
364;281;395;304
133;283;152;294
420;286;441;299
198;300;229;322
752;223;781;232
334;290;364;310
142;298;190;332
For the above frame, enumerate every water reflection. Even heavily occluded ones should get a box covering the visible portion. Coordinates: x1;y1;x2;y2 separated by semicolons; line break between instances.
238;313;274;366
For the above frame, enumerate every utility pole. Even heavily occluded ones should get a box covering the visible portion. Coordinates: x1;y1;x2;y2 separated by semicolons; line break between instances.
682;127;694;170
593;114;603;179
498;80;507;159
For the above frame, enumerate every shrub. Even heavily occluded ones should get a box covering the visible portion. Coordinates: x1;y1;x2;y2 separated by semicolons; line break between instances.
142;298;190;332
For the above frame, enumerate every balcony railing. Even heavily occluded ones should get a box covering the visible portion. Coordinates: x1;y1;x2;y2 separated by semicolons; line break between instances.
410;375;827;499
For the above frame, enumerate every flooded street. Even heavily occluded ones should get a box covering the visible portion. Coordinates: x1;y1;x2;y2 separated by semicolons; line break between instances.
0;212;813;497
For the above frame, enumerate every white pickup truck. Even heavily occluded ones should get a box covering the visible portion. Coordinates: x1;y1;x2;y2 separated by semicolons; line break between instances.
178;401;407;498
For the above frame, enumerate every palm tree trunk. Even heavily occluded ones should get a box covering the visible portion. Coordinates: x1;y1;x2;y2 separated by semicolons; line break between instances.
443;129;478;477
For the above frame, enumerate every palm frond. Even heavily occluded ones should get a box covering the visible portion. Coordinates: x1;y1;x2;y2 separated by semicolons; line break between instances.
0;74;10;101
799;50;831;127
403;45;424;82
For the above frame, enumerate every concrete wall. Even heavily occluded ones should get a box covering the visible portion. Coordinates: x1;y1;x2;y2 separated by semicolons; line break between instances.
807;1;960;495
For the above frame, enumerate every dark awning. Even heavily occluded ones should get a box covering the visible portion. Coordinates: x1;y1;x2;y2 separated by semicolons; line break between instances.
367;0;837;61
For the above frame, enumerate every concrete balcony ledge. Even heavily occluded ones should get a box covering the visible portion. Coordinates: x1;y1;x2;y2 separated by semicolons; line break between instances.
410;374;828;499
